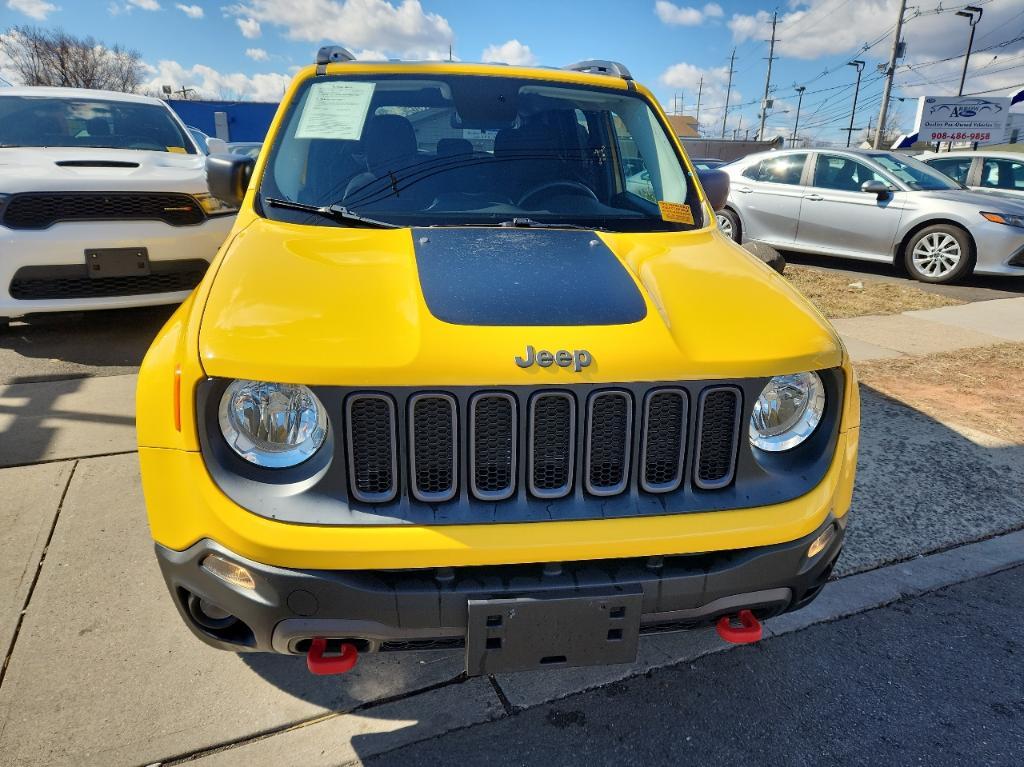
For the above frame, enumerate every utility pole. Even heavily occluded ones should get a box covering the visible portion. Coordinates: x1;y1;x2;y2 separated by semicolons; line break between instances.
758;11;779;140
720;48;736;139
790;85;806;148
874;0;907;149
845;60;865;147
695;76;703;126
956;6;983;95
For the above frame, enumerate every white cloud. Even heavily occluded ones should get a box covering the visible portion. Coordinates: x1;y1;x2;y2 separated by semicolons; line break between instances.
175;3;203;17
655;1;723;27
237;17;261;38
226;0;454;60
481;39;537;66
6;0;58;20
660;60;744;135
142;59;291;101
245;47;269;61
128;0;160;9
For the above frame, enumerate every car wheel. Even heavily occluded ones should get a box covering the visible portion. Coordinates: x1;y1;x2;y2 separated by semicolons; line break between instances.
716;209;741;242
904;224;973;284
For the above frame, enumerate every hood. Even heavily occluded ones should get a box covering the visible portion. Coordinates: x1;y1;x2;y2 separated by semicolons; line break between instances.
917;187;1024;212
0;146;207;194
198;219;843;386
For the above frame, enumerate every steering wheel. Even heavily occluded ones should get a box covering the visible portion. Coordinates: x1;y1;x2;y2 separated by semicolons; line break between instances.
518;180;598;208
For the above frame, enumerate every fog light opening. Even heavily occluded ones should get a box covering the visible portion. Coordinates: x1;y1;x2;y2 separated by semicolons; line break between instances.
807;524;836;559
187;593;238;631
202;553;256;590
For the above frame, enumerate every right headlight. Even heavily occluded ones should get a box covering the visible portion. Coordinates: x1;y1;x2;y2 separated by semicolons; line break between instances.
749;371;825;452
218;380;327;468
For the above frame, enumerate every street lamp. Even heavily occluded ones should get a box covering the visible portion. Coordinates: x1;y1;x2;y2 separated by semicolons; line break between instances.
791;86;806;148
845;60;865;148
956;6;983;96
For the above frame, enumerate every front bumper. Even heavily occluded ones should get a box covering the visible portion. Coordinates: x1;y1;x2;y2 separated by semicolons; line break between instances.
156;514;845;658
0;216;233;316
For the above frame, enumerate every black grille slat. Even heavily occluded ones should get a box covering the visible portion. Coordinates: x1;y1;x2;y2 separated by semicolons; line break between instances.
410;394;457;502
585;391;632;496
695;387;741;490
470;393;516;500
641;389;688;493
2;192;206;229
347;395;398;503
9;262;207;300
529;393;575;498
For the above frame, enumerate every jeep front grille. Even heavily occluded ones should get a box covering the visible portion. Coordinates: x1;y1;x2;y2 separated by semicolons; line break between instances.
338;385;743;506
694;387;742;489
346;394;398;503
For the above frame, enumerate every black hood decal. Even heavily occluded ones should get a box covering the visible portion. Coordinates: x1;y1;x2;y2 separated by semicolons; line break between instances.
411;228;647;326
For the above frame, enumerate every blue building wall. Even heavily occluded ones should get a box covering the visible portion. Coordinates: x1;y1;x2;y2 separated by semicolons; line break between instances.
167;100;279;142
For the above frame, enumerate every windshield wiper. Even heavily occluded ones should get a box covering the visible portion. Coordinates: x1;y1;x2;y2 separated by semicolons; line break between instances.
496;218;604;231
264;197;398;229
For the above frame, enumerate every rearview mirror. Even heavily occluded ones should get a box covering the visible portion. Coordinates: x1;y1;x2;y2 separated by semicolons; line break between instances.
206;153;256;208
861;179;890;199
698;168;730;212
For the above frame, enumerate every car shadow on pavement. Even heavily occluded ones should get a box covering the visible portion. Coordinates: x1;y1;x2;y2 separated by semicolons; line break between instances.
223;384;1024;765
0;305;174;383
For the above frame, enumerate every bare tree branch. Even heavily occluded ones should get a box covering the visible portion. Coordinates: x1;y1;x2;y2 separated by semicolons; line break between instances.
0;26;143;92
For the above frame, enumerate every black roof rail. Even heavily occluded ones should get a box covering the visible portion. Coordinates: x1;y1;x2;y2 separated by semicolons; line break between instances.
315;45;356;74
563;60;633;80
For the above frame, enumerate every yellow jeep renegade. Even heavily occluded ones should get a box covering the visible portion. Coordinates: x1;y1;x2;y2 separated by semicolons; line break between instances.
137;49;859;676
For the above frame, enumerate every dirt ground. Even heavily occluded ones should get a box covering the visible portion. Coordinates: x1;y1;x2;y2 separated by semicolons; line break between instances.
785;265;964;319
856;343;1024;444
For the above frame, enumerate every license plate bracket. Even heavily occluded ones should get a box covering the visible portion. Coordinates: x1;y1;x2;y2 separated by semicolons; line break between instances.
85;247;150;279
465;588;642;676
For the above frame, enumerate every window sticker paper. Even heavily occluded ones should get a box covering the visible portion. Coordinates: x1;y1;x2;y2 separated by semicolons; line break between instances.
295;81;376;141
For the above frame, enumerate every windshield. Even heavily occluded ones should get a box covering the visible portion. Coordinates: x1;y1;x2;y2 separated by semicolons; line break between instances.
259;74;698;231
871;153;960;191
0;95;195;153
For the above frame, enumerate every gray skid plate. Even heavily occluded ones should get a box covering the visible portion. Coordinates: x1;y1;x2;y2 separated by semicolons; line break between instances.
465;588;642;676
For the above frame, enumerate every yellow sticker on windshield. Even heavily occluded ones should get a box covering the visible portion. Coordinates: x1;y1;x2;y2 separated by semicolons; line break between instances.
658;200;694;224
166;146;187;153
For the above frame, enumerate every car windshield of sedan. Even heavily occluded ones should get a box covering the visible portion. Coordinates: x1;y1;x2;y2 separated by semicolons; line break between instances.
871;153;961;191
259;74;698;231
0;96;195;153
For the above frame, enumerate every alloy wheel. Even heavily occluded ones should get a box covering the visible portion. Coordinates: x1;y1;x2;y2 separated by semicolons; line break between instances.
716;213;734;239
911;232;961;278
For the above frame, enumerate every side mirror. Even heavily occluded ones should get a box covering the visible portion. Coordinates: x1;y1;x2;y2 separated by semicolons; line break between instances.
698;168;730;212
861;179;890;199
206;137;229;154
206;153;255;208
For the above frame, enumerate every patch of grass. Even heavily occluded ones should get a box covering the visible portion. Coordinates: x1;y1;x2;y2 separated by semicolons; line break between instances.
857;343;1024;444
784;265;963;319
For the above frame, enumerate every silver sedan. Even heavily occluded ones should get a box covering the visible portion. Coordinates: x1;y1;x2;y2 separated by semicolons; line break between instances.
717;148;1024;283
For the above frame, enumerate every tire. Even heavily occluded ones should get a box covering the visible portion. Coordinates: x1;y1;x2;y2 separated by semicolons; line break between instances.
716;208;741;243
903;224;973;284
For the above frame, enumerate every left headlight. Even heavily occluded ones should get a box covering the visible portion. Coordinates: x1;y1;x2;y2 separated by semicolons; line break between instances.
195;192;237;216
219;380;327;468
981;211;1024;228
749;372;825;452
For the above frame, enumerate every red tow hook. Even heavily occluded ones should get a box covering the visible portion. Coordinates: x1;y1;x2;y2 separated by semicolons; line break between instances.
715;610;763;644
306;637;359;675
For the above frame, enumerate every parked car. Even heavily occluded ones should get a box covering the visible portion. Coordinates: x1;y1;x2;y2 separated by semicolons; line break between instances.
719;148;1024;283
226;141;262;159
187;125;228;155
0;87;237;323
919;150;1024;200
138;50;858;677
691;157;726;170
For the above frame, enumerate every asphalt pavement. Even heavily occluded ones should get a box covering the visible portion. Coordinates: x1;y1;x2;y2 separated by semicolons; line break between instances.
369;566;1024;767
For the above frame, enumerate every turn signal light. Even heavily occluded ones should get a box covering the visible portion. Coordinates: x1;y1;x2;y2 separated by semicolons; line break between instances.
202;553;256;590
807;524;836;559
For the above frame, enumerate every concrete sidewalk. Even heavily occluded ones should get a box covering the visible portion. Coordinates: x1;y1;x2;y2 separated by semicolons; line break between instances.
833;296;1024;361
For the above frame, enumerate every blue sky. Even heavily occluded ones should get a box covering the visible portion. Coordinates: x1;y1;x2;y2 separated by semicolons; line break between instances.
3;0;1023;144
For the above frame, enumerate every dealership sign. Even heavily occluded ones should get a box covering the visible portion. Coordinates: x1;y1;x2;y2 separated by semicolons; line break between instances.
914;96;1010;145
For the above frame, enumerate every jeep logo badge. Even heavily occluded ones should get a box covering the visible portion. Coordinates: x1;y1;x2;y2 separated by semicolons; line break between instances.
515;345;592;372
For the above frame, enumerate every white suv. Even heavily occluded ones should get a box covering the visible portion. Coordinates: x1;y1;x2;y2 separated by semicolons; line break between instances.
0;86;236;322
